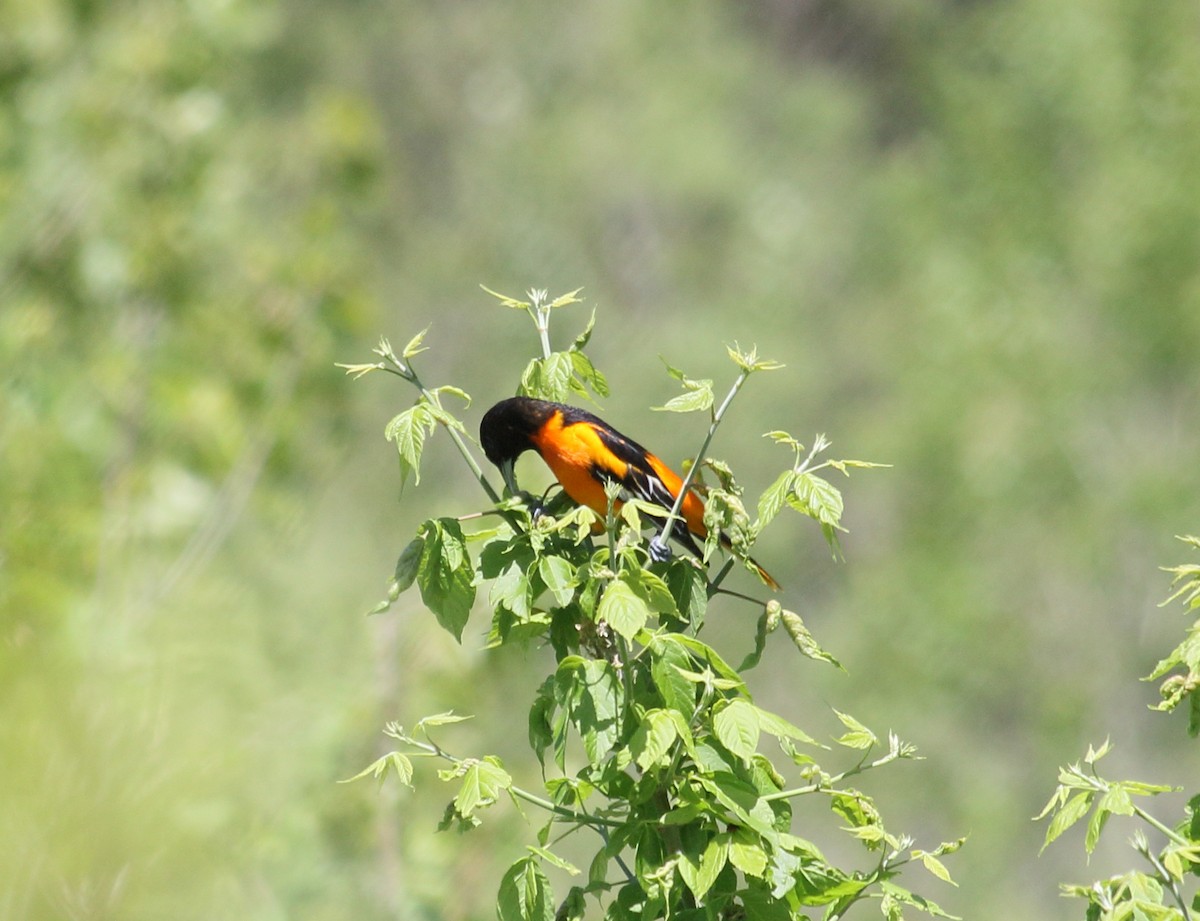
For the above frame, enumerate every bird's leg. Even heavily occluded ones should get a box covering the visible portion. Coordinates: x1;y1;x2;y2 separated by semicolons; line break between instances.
648;533;673;563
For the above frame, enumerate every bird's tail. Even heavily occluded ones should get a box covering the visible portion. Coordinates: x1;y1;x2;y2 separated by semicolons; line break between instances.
746;555;782;592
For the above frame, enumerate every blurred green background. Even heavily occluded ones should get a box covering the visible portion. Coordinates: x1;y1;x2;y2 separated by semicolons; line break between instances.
3;0;1198;918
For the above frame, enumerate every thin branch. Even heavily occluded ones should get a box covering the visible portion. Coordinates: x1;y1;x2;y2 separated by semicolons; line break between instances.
652;368;751;561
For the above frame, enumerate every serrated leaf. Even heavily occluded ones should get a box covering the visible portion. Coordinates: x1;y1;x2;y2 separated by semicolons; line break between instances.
728;829;769;879
629;568;678;617
497;857;554;921
630;709;678;771
391;537;424;595
667;634;746;690
385;404;433;486
714;699;761;765
756;470;794;531
480;284;530;311
652;385;714;414
738;607;770;672
833;710;877;749
570;306;597;351
915;850;957;886
678;833;729;901
338;751;413;787
453;757;512;819
569;350;610;398
526;845;580;875
538;556;576;607
597;579;650;640
1084;798;1109;854
755;706;819;746
650;637;697;715
1084;738;1112;764
1040;790;1093;852
417;711;473;729
548;287;584;309
790;472;845;529
416;519;477;642
781;610;844;670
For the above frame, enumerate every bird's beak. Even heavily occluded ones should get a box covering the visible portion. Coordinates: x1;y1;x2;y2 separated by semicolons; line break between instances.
499;458;520;497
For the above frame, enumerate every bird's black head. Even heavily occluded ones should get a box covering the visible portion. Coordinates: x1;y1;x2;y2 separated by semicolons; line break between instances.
479;397;559;494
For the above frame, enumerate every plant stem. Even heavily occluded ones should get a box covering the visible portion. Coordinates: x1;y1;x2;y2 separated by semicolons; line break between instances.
404;735;623;829
381;351;502;505
528;292;554;359
762;749;898;803
1132;803;1192;848
653;368;751;560
707;558;736;596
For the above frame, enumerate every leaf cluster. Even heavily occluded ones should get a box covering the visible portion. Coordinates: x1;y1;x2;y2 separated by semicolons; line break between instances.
344;290;955;920
1039;537;1200;920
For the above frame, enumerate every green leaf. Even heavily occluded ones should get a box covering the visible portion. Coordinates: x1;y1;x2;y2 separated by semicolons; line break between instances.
453;757;512;819
538;556;576;607
385;403;434;486
416;518;477;642
696;774;779;838
391;536;424;595
832;710;877;749
597;579;650;641
653;359;714;412
526;845;580;876
628;568;678;617
714;699;761;765
726;343;783;373
570;306;597;351
650;637;697;715
830;789;880;830
667;634;747;691
480;284;531;311
756;470;794;531
678;833;729;900
1040;790;1094;852
548;287;584;309
630;709;679;771
914;850;957;886
565;658;622;765
497;857;554;921
490;562;532;619
790;472;845;530
653;387;714;414
1084;798;1110;855
401;325;430;358
664;559;708;630
755;706;819;747
738;607;770;672
416;711;473;729
729;828;769;879
568;350;610;398
338;751;413;787
780;610;844;670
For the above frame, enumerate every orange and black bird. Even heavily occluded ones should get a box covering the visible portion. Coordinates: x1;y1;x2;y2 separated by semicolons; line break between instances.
480;396;780;590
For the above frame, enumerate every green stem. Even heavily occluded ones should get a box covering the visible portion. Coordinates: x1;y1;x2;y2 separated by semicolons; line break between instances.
762;749;898;803
534;307;553;360
382;351;502;505
527;292;554;360
653;368;751;560
405;735;623;829
707;558;736;597
1132;803;1192;849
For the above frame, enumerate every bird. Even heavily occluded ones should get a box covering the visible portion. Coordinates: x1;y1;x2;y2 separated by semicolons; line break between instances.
479;396;780;590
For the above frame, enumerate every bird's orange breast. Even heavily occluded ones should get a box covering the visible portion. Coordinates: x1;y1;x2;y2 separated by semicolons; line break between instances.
531;411;709;538
531;412;618;516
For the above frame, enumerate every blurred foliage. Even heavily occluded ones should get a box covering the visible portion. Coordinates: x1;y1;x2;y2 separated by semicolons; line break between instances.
2;0;1198;919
